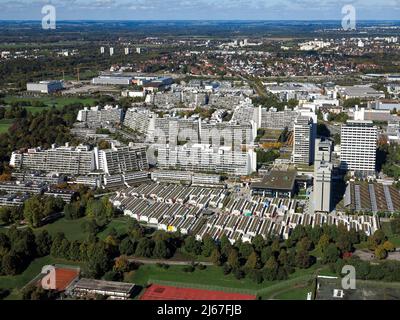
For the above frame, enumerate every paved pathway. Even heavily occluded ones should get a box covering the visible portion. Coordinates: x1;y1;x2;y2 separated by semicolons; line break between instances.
126;257;213;266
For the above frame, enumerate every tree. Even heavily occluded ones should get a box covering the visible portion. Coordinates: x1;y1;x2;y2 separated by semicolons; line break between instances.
119;237;136;256
210;248;223;266
23;196;45;227
367;230;387;250
222;263;232;275
260;246;272;264
317;234;330;253
233;268;245;280
59;239;71;260
322;244;340;264
50;232;66;258
238;242;254;260
64;202;84;220
153;239;170;259
184;236;202;255
220;235;232;256
2;251;21;275
227;248;240;269
251;235;266;252
244;251;261;270
35;230;52;257
290;225;307;243
81;219;100;235
0;207;12;225
375;245;388;260
295;250;313;269
22;284;57;300
114;255;130;272
69;240;81;261
13;228;36;258
86;242;113;278
383;241;395;252
135;238;153;258
263;256;278;281
296;237;313;252
248;270;263;284
271;240;280;254
202;235;216;257
278;249;288;266
103;270;122;282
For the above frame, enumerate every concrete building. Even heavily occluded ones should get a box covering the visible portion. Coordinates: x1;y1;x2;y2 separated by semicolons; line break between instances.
27;81;64;94
76;106;122;126
200;121;256;147
123;108;156;139
68;278;135;300
156;143;256;176
340;120;377;175
313;139;333;213
251;170;297;198
261;107;299;130
97;145;149;175
92;76;132;86
336;85;385;100
10;143;148;178
10;144;95;176
292;115;316;165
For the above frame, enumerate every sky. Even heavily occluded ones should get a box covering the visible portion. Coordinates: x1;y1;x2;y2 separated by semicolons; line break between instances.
0;0;399;21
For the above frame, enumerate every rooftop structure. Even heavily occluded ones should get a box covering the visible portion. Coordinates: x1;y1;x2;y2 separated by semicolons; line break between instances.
344;181;400;214
69;278;135;300
92;75;132;86
336;85;385;100
251;170;297;198
26;80;64;94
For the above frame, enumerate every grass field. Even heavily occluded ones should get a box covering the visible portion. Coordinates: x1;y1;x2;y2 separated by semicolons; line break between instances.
0;255;84;300
125;263;332;299
97;216;131;240
36;217;90;241
4;96;97;113
381;221;400;247
0;119;14;133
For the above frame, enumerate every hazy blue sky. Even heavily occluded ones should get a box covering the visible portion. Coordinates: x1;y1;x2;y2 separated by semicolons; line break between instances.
0;0;399;20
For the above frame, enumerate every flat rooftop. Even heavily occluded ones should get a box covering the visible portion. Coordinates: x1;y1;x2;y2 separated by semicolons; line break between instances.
74;278;135;294
251;170;297;191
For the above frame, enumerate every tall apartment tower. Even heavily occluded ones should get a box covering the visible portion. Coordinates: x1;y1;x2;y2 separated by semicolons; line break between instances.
340;120;377;176
110;47;114;56
100;47;105;54
313;139;333;213
292;115;316;165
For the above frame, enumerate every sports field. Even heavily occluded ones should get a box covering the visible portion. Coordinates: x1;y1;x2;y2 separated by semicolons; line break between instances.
140;284;256;300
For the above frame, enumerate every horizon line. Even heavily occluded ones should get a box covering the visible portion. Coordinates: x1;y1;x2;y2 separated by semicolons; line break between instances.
0;19;400;22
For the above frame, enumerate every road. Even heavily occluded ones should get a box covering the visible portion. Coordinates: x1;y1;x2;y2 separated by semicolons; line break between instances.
354;248;400;261
126;257;213;266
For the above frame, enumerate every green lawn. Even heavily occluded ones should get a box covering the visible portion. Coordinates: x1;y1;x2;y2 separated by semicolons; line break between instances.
97;216;131;240
36;217;90;241
0;119;14;133
0;255;84;300
4;96;97;113
125;263;332;299
272;281;315;300
381;221;400;247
